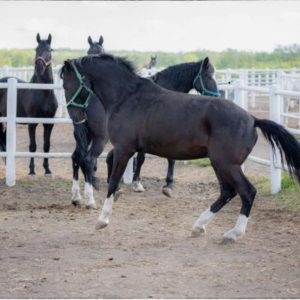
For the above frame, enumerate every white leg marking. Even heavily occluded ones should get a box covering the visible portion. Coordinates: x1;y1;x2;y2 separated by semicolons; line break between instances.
96;195;114;229
132;181;145;192
72;179;81;203
223;214;248;241
192;208;215;236
84;182;96;209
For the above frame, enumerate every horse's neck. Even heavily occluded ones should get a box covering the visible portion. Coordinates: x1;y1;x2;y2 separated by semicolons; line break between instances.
158;62;200;92
31;67;54;84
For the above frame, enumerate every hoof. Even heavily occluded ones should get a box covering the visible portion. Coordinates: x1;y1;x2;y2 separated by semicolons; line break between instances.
92;176;101;191
28;172;36;177
191;226;206;237
72;200;81;207
162;186;172;198
45;172;53;177
95;220;108;230
222;229;243;243
114;189;123;202
133;181;145;192
86;203;97;210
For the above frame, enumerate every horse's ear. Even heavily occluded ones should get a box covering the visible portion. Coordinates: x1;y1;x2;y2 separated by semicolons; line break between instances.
88;36;93;46
36;33;41;44
203;57;210;69
64;60;72;71
99;35;104;45
47;34;52;45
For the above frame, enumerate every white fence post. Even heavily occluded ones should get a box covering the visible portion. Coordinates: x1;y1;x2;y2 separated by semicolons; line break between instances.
123;156;134;184
269;84;281;194
6;78;17;186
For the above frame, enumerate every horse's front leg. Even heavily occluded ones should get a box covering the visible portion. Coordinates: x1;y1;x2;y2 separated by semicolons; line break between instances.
162;159;175;197
43;124;54;176
28;124;38;176
71;148;82;206
90;138;106;191
96;149;134;229
132;151;145;192
82;151;97;209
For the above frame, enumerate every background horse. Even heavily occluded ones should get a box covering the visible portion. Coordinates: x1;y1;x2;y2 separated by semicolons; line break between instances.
130;57;220;196
69;35;106;209
61;54;300;242
87;35;104;55
0;33;58;175
138;55;158;77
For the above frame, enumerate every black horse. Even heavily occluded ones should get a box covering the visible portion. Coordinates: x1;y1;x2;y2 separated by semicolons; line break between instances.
68;52;219;206
69;35;106;209
146;55;157;69
87;35;104;55
61;54;300;242
0;33;58;175
131;57;220;196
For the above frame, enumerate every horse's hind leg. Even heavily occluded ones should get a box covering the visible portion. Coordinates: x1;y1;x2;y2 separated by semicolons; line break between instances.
192;165;237;237
132;151;145;192
221;167;256;242
71;148;82;206
43;124;54;176
208;159;256;241
96;149;134;229
162;159;175;197
28;124;38;176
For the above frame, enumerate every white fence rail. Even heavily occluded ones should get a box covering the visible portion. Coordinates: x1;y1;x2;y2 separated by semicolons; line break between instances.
1;67;300;193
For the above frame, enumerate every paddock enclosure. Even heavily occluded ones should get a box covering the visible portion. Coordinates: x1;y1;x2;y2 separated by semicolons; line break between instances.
0;66;300;298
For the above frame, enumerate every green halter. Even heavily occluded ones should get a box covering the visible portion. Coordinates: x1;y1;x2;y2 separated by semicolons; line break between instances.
66;62;93;109
193;62;220;97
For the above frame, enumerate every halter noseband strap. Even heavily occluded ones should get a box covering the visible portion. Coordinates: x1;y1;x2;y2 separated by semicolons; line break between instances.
35;56;52;67
65;62;93;109
193;62;220;97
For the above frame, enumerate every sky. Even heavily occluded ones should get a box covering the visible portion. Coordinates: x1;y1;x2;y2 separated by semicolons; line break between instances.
0;1;300;52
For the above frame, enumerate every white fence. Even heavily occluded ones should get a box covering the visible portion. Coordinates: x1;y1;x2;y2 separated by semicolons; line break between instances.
1;66;300;193
0;78;134;187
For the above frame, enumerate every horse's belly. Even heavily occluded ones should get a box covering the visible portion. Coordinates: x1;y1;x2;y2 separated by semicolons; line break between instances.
144;138;208;160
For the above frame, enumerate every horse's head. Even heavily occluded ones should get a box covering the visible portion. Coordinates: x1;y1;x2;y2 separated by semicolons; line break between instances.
35;33;53;75
193;57;220;97
87;35;104;55
149;55;157;68
60;60;93;124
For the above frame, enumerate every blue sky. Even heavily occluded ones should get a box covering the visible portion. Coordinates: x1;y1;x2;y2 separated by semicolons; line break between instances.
0;1;299;52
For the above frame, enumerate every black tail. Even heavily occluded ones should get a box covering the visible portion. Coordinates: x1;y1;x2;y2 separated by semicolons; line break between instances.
254;118;300;183
0;122;6;152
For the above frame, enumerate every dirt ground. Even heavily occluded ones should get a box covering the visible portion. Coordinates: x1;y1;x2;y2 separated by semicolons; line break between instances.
0;124;300;298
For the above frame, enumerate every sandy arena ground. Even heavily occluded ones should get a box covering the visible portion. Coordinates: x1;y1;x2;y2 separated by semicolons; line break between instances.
0;123;299;298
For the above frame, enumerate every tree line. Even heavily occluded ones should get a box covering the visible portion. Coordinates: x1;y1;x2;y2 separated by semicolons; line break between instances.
1;44;300;69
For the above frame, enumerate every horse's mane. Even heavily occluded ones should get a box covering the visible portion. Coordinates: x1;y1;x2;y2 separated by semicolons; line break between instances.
60;54;137;79
79;54;137;74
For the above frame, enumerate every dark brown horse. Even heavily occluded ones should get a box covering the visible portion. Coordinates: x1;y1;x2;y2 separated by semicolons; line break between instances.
69;35;106;209
61;54;300;242
0;33;58;175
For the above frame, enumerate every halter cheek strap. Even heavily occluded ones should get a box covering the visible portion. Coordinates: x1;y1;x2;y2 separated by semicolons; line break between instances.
193;62;220;97
65;62;93;109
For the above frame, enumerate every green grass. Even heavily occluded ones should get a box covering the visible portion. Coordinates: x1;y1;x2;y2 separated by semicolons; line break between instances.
249;173;300;211
188;158;211;168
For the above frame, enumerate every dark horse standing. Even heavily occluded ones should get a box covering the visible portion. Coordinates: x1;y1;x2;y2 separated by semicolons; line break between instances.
69;35;106;208
131;57;220;196
61;54;300;242
0;33;58;175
